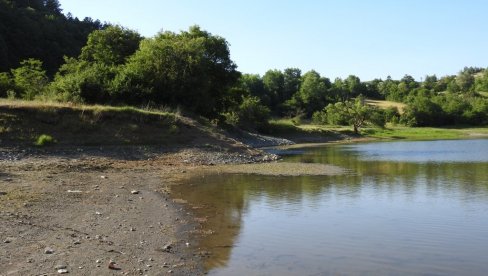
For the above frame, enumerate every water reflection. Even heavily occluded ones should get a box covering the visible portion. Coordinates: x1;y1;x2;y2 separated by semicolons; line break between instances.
172;139;488;275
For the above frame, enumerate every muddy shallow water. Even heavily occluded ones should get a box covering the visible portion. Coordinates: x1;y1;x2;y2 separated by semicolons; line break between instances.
172;139;488;275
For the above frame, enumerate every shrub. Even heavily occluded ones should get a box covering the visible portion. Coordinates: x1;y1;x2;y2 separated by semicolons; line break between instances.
35;134;56;146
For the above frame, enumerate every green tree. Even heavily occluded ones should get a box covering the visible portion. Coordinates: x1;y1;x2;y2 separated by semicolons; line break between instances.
114;25;239;117
422;75;437;90
282;68;301;103
262;69;284;112
456;70;475;92
344;75;365;100
474;69;488;92
0;72;14;97
80;25;142;65
11;58;48;100
323;95;384;134
296;70;331;115
225;95;270;131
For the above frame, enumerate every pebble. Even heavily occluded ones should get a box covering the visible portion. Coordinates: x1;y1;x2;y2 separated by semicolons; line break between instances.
130;227;135;231
73;240;81;245
95;211;102;215
100;175;107;179
96;259;101;263
57;269;68;274
131;190;140;194
44;247;54;254
3;238;12;243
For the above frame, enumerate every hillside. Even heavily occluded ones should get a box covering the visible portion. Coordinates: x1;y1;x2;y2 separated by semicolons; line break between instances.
0;100;284;164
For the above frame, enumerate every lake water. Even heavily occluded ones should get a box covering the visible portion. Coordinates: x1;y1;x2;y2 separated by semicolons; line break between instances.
172;139;488;275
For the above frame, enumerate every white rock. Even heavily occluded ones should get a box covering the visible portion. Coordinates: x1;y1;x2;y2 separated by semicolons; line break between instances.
131;190;140;194
57;268;68;274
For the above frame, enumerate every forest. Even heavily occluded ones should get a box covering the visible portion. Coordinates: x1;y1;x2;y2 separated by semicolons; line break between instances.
1;0;487;133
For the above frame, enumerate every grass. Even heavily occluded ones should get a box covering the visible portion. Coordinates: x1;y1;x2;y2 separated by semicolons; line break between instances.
269;118;488;142
0;99;191;146
365;99;407;114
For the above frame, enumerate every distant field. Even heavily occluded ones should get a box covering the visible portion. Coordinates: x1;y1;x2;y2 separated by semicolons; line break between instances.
365;99;407;114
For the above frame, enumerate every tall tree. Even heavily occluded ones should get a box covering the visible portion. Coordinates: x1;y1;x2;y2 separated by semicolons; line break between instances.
80;25;142;65
114;25;240;117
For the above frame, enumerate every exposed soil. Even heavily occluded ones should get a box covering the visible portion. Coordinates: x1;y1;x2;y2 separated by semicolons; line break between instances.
0;144;279;276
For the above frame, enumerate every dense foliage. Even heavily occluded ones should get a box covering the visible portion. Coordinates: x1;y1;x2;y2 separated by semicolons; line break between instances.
0;0;103;75
0;3;487;131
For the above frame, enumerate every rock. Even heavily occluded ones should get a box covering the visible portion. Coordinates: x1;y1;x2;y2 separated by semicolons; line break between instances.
67;190;82;193
100;175;107;179
57;268;68;274
108;260;121;270
44;247;54;254
162;244;172;252
130;190;140;194
130;227;135;231
95;211;102;215
3;238;12;243
73;240;81;245
95;259;101;263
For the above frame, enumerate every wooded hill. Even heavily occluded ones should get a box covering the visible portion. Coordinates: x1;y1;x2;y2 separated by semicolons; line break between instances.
0;0;487;133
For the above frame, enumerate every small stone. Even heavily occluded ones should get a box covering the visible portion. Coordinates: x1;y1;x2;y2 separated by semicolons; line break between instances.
73;240;81;245
44;247;54;254
108;260;120;270
96;259;101;263
3;238;12;243
185;242;190;247
100;175;107;179
57;268;68;274
130;227;135;231
131;190;140;194
95;211;102;215
162;244;172;252
149;258;154;261
146;264;152;268
168;270;173;273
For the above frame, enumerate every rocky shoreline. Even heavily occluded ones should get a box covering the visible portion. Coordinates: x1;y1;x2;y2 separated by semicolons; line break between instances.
0;135;284;276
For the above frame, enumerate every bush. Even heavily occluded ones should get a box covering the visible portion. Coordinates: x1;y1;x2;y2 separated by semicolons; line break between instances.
35;134;56;146
223;96;270;131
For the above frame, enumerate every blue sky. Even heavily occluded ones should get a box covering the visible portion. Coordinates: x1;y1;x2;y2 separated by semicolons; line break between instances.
60;0;488;81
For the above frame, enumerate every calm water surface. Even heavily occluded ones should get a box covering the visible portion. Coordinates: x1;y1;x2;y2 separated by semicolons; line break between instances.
172;139;488;275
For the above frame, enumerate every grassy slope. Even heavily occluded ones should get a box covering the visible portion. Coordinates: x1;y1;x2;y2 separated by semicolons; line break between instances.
0;99;235;148
365;99;407;113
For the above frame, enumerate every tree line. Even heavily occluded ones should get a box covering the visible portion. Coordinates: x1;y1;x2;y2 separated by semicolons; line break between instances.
0;1;487;132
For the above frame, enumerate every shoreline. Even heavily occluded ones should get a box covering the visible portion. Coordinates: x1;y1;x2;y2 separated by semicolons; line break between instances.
2;134;488;275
